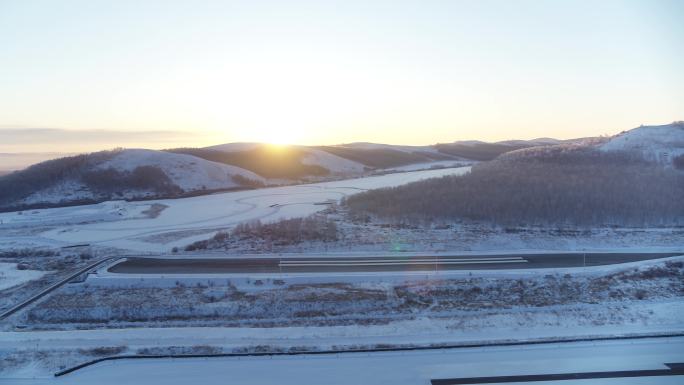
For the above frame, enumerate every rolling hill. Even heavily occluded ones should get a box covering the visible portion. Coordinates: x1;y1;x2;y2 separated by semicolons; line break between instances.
0;149;266;210
346;123;684;227
169;138;564;177
0;130;641;211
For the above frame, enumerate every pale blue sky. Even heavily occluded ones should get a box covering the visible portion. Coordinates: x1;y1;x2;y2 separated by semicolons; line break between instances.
1;0;682;151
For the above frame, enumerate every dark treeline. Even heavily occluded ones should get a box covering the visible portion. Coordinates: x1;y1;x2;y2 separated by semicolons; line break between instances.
81;166;180;194
231;216;338;244
346;146;684;227
0;150;184;208
167;146;329;179
675;154;684;170
185;216;338;251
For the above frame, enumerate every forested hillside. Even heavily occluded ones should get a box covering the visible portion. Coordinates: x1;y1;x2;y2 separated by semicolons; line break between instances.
346;145;684;227
0;149;265;210
0;151;122;208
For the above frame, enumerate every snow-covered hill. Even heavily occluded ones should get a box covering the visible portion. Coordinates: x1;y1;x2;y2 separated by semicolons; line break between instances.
298;148;367;176
201;143;368;177
12;124;676;211
601;122;684;167
4;149;267;209
98;149;265;191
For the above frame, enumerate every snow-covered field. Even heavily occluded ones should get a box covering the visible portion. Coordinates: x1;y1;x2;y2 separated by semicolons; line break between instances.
15;255;682;331
0;167;470;253
2;163;683;381
1;255;681;378
0;263;46;291
4;337;683;385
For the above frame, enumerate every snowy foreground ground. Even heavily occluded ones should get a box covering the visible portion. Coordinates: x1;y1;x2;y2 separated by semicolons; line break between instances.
1;256;683;378
4;337;684;384
0;263;46;291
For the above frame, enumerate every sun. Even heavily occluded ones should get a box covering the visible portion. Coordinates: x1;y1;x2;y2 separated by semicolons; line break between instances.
264;131;292;145
248;123;305;146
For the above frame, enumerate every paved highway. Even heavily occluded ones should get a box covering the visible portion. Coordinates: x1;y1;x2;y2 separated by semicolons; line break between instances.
108;252;680;274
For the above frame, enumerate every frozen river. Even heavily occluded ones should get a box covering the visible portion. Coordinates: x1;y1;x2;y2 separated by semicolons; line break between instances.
0;167;470;252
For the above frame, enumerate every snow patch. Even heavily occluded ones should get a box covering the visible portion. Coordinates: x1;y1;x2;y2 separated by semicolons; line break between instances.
600;122;684;166
0;262;46;291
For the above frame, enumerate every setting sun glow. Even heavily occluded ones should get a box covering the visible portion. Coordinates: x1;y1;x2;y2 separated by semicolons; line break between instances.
0;0;682;152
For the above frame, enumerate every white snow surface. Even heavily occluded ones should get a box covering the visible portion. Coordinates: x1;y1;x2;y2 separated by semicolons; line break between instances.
20;179;95;206
98;149;266;191
1;255;682;380
3;336;683;383
600;122;684;166
0;262;46;291
0;167;470;252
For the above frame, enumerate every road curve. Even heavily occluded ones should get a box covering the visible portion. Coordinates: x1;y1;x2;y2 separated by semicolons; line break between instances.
0;257;119;321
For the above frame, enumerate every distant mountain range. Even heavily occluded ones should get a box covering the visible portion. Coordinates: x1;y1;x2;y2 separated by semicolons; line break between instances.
0;123;681;211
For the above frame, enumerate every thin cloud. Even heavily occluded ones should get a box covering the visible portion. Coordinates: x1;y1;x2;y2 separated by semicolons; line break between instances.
0;128;201;152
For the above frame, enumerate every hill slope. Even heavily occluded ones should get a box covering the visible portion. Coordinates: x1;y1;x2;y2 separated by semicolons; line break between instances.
0;149;265;210
346;124;684;227
182;138;562;177
600;122;684;168
0;132;628;211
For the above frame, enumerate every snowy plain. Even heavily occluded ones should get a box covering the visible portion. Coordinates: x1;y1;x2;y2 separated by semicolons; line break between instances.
0;262;46;291
3;337;683;384
0;167;470;253
2;255;681;378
